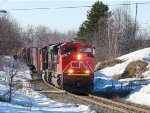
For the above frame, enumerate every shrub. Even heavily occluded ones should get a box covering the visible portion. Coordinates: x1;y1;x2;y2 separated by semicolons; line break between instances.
121;60;148;79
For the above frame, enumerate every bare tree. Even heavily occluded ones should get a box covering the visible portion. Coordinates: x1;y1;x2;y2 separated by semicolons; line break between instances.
92;4;140;62
0;14;23;56
136;28;150;49
112;7;138;55
93;17;109;62
22;25;36;47
22;25;77;48
23;25;52;47
107;17;119;58
1;57;24;102
35;26;52;47
64;30;76;42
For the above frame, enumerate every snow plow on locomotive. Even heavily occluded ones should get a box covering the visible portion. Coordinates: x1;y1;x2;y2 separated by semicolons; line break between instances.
20;42;95;94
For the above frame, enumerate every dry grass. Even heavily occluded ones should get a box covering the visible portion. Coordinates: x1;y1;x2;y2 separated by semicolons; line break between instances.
120;60;148;79
95;59;124;71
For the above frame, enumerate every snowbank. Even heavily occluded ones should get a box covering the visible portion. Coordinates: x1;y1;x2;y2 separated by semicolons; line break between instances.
126;84;150;106
100;47;150;77
95;47;150;106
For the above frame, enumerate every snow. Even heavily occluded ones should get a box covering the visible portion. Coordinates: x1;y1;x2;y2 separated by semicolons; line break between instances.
126;84;150;105
0;47;150;112
100;47;150;77
94;47;150;106
0;57;96;113
0;91;94;113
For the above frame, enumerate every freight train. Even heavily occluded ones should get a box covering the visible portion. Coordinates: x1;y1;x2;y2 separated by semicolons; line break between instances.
20;42;95;93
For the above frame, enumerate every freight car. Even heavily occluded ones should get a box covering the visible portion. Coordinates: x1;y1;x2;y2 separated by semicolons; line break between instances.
19;47;42;75
21;42;95;94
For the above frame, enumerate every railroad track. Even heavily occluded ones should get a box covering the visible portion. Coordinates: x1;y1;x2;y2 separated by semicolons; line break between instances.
31;77;66;93
66;93;149;113
34;76;150;113
88;95;150;113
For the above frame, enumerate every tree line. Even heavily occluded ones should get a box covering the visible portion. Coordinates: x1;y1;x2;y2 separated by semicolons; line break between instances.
76;1;150;62
0;1;150;63
0;14;76;56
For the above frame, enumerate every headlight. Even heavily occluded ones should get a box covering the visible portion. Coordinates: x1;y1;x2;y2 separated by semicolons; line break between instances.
68;69;73;74
77;54;81;60
85;70;90;74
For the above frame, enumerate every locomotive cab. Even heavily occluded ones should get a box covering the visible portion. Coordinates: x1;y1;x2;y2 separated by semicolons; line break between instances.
58;42;95;93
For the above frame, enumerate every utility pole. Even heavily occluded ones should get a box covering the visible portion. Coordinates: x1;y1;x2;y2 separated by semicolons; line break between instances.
134;3;138;39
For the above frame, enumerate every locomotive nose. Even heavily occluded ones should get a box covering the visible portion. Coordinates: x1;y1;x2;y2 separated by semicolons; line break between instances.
76;81;81;88
76;78;81;88
77;82;80;87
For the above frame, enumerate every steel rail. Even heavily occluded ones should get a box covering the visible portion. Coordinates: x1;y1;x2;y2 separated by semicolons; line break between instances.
67;92;128;113
89;94;150;113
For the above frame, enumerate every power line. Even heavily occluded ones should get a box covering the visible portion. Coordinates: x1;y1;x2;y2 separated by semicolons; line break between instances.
110;1;150;6
11;8;51;10
1;1;149;11
55;6;91;9
9;6;91;11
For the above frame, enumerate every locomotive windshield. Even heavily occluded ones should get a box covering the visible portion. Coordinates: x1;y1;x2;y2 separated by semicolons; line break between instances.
62;46;77;54
79;47;92;52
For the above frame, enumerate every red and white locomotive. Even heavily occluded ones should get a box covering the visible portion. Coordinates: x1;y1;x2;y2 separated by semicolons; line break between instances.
20;42;95;93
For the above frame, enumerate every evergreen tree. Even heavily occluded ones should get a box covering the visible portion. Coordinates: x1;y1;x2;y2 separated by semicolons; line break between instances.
75;1;109;43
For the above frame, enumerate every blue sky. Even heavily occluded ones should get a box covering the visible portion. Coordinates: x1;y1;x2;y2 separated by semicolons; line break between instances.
0;0;150;32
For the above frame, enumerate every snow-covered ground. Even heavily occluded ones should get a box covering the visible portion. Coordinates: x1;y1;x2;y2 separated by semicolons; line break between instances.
100;47;150;78
94;47;150;106
0;58;96;113
0;90;95;113
0;47;150;112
